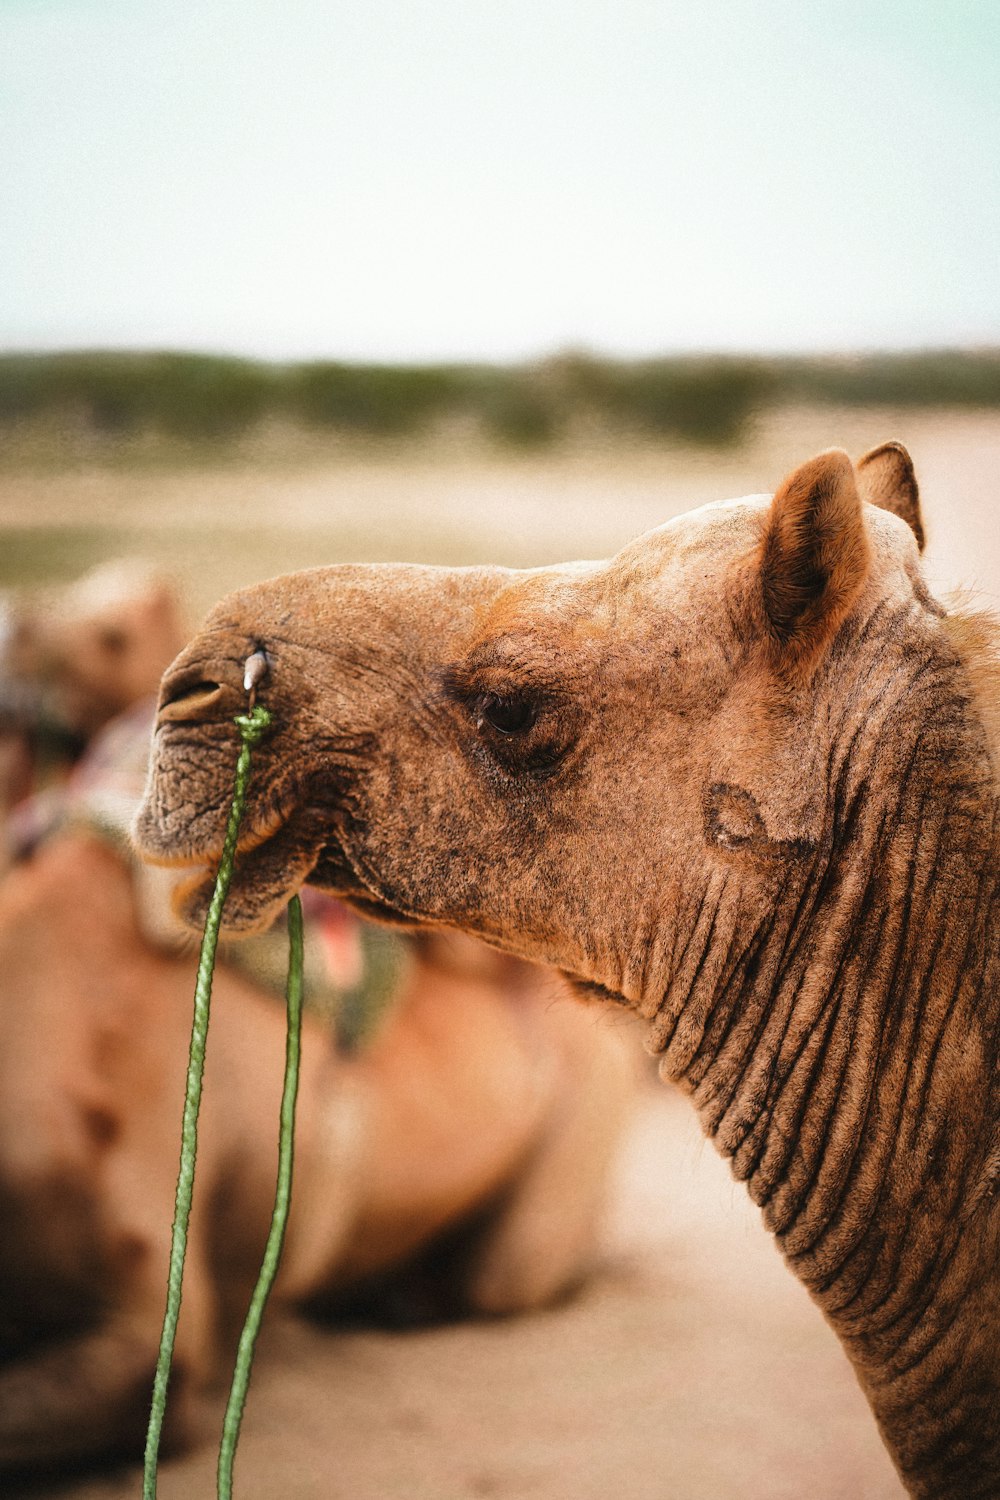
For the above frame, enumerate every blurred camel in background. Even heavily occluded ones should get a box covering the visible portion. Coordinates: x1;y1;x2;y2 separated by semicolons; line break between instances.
0;565;636;1473
0;831;634;1471
0;561;185;871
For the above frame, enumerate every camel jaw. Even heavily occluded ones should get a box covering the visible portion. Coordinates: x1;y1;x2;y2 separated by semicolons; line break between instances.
309;842;428;930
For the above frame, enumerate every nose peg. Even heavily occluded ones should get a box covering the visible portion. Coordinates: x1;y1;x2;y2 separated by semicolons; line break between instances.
243;650;269;708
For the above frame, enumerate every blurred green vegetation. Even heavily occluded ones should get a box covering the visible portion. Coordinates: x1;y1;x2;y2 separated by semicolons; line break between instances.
1;347;998;456
284;361;464;436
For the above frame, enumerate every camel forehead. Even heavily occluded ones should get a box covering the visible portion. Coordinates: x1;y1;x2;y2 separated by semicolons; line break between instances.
640;491;770;562
450;499;771;678
499;497;768;601
596;492;770;610
614;487;920;593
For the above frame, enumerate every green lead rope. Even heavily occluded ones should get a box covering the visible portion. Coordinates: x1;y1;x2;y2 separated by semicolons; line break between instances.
142;703;305;1499
217;889;303;1498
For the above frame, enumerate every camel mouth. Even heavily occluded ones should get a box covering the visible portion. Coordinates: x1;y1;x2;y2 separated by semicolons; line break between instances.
136;719;416;933
161;815;422;936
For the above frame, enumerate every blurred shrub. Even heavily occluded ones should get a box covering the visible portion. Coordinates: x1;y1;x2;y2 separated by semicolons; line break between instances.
151;354;273;438
468;368;561;448
1;348;999;455
625;360;773;444
0;352;274;439
774;351;1000;408
282;362;462;435
546;355;774;444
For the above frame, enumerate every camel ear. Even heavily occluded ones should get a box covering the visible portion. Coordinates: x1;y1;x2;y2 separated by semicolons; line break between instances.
760;448;870;660
855;441;925;551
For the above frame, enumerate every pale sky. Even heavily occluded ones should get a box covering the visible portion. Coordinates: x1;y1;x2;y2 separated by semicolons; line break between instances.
2;0;998;361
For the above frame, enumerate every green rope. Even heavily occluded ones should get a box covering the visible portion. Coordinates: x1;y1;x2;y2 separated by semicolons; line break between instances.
217;891;303;1498
142;702;303;1498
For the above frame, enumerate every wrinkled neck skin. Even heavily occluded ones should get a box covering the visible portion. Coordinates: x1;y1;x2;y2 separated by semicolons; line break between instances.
642;604;1000;1500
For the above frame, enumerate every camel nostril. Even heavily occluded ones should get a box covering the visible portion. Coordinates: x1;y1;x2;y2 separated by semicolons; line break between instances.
158;679;226;724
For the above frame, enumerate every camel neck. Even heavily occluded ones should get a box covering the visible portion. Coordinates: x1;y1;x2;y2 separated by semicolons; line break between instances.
649;625;1000;1497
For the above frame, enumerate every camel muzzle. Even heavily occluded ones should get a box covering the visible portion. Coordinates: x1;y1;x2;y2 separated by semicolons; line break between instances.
155;652;252;729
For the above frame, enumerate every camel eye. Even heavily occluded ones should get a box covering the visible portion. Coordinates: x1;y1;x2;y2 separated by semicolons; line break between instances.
476;693;537;736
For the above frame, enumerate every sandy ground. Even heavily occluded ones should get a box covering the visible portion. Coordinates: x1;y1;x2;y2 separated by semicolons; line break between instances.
13;1086;905;1500
4;407;996;1499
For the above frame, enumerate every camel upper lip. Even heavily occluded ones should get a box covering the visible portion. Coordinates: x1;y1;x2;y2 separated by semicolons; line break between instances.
136;810;287;872
156;817;361;899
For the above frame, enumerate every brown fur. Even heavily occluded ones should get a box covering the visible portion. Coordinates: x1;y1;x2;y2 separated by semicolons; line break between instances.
941;600;1000;781
136;443;1000;1498
0;833;634;1470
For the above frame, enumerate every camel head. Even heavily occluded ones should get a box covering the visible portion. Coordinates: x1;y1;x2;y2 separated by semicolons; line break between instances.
135;442;937;999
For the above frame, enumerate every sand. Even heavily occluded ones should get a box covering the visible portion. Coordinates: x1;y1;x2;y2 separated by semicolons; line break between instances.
13;1086;905;1500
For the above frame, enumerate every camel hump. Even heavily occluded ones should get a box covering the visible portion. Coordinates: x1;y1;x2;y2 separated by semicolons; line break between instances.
855;440;926;551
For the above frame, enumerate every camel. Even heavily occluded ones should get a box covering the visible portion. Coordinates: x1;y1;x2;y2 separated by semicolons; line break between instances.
136;441;1000;1499
0;828;634;1471
12;559;188;741
0;561;187;872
